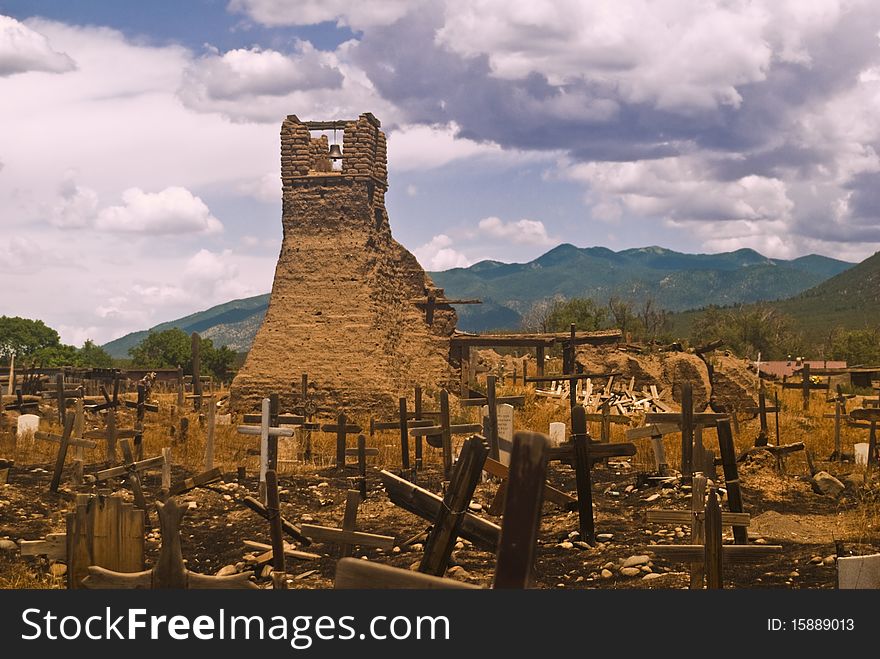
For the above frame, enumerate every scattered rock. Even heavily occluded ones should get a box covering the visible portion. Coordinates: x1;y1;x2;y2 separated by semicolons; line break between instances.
642;572;663;580
644;494;661;503
216;565;238;577
620;567;642;577
622;554;651;568
447;566;471;581
49;563;67;577
811;471;845;497
558;541;574;550
596;533;613;541
468;502;482;512
600;569;613;579
0;539;17;552
823;555;836;566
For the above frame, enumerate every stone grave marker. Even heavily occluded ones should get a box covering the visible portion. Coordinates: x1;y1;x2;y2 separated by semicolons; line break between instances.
16;414;39;445
549;421;566;448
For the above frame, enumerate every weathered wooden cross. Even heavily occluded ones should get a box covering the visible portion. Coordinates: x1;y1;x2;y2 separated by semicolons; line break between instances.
322;412;363;470
123;382;159;461
459;375;524;461
545;406;636;545
3;389;39;413
409;293;481;325
646;479;781;589
345;434;378;500
336;431;550;589
369;397;434;473
781;362;829;411
34;411;97;492
42;372;83;425
625;423;679;475
742;384;780;447
238;396;294;502
409;389;482;478
824;385;856;460
84;378;137;464
301;489;395;558
91;438;165;525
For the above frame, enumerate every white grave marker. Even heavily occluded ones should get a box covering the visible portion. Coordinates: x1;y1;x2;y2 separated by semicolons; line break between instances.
16;414;39;445
483;403;515;466
549;422;566;448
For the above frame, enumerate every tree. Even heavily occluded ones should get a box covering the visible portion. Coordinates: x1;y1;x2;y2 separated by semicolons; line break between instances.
78;340;114;368
0;316;61;359
830;328;880;366
690;304;803;360
128;329;237;383
128;328;191;370
544;298;607;332
608;297;639;338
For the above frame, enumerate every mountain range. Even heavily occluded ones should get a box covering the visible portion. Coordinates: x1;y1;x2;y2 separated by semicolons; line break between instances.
101;245;855;358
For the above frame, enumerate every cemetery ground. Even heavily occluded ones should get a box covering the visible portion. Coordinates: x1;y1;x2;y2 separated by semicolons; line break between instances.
1;379;878;590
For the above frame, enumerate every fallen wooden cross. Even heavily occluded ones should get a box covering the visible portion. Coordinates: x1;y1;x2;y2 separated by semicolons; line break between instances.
20;533;67;561
381;469;501;551
242;540;321;565
483;455;577;514
93;438;163;525
82;497;257;589
336;430;550;589
168;467;223;496
301;489;395;558
737;442;806;474
646;483;781;589
3;389;39;413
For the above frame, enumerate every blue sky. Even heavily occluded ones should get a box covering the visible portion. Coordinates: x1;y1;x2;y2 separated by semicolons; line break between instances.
1;1;879;345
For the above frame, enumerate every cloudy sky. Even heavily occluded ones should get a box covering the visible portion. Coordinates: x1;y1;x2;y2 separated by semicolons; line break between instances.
1;0;880;346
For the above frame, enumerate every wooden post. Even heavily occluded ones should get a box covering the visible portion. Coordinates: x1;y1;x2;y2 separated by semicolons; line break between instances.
300;373;312;460
357;434;368;500
414;386;423;470
49;412;75;493
690;473;707;589
268;393;280;472
440;390;453;479
460;345;470;398
119;438;150;526
802;362;811;411
571;406;595;545
399;398;410;470
176;365;184;411
420;435;489;576
716;419;748;544
486;376;499;461
191;332;202;412
336;412;348;469
265;470;286;583
681;383;694;480
493;432;548;589
72;397;85;487
535;345;545;378
162;447;172;495
756;387;769;447
55;372;65;425
205;394;215;471
704;488;723;589
774;389;780;446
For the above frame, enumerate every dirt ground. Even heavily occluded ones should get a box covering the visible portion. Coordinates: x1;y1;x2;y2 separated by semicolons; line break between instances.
1;384;878;590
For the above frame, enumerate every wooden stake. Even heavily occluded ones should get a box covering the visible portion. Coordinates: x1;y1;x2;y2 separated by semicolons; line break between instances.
704;488;723;589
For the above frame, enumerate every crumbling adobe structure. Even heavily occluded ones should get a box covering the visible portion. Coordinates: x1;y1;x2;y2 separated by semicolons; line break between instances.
230;113;457;414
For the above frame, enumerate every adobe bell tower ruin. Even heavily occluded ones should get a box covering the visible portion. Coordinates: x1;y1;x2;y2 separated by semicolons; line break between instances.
229;113;458;413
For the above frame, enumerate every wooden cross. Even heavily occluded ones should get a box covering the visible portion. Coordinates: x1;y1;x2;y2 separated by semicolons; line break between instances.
848;408;880;469
781;363;829;410
584;403;634;443
322;412;363;469
369;397;433;474
239;492;311;545
84;378;136;464
459;375;524;461
625;423;679;475
409;293;481;325
237;396;294;502
345;435;378;500
190;332;202;411
646;483;781;589
737;442;805;474
3;389;38;413
545;406;636;545
644;383;729;479
483;451;577;514
290;373;334;460
92;438;164;525
647;473;751;588
410;390;482;478
742;384;781;447
34;411;97;492
167;467;223;497
42;372;83;425
82;497;258;589
123;382;159;461
336;431;550;589
420;435;489;575
381;468;501;552
301;489;395;558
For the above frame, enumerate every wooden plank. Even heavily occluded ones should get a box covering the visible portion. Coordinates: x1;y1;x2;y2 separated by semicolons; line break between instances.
483;457;576;509
168;467;223;496
335;558;479;589
494;432;548;589
440;390;453;479
380;470;500;551
649;544;783;563
300;524;395;550
626;424;680;440
94;455;165;481
717;419;748;544
20;533;67;561
265;470;286;575
645;510;751;526
420;435;488;575
571;406;595;545
240;495;311;546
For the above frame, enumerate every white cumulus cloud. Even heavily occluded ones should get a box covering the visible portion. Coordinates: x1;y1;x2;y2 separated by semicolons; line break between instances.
94;187;223;235
413;234;471;270
0;15;75;76
478;216;555;245
227;0;414;29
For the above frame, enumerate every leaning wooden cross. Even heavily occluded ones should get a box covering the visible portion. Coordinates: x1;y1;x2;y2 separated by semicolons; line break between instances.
41;373;83;426
301;489;395;558
848;408;880;469
646;484;781;589
83;381;137;464
34;411;97;492
91;438;164;525
82;497;257;589
345;435;378;500
123;382;159;461
335;430;549;589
